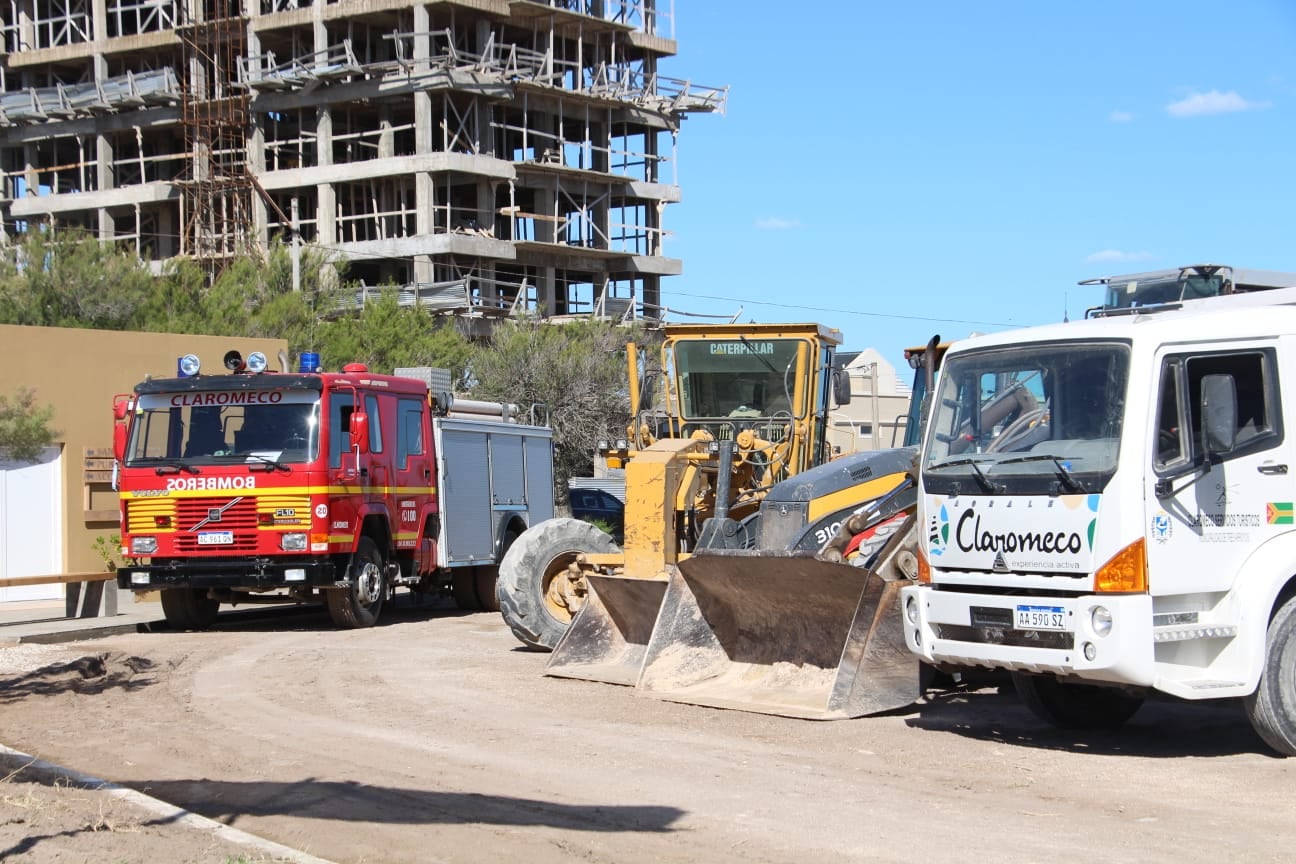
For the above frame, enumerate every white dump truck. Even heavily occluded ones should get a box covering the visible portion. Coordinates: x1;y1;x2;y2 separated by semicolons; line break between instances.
900;280;1296;755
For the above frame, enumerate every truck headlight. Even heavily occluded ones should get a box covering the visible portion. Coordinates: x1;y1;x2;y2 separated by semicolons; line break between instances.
1091;606;1114;637
131;536;158;554
905;594;919;625
280;533;308;552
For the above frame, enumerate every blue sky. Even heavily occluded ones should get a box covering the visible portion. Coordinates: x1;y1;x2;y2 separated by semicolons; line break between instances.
657;1;1296;366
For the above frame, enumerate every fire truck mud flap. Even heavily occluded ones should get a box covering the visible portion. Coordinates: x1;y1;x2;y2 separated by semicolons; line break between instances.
634;518;920;719
544;574;670;686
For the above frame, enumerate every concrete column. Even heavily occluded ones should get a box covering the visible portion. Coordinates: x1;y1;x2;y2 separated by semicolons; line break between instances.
96;133;114;240
247;124;268;245
317;183;335;245
91;0;108;81
157;205;177;258
17;0;35;51
378;104;394;159
538;266;557;316
22;142;38;198
316;106;332;166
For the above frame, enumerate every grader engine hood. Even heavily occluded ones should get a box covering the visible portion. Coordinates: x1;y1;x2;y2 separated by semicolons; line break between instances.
924;493;1102;575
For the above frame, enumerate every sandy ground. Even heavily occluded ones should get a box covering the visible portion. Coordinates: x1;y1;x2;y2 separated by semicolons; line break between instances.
1;598;1294;864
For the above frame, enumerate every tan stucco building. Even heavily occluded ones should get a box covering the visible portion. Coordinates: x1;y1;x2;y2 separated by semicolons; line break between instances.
0;325;286;599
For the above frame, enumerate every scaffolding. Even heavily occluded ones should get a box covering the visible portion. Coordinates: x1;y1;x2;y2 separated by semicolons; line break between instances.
177;0;251;265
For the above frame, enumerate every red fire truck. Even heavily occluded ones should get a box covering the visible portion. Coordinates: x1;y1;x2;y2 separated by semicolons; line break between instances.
113;349;554;630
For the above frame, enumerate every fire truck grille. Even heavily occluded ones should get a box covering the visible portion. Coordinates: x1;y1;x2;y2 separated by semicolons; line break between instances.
174;497;260;553
127;499;177;534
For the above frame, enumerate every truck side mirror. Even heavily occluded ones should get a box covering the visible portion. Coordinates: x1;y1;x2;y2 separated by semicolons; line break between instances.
1201;374;1237;455
350;411;371;454
111;395;132;463
832;368;852;406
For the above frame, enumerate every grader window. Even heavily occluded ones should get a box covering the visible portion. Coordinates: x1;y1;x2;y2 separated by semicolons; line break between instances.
672;339;805;420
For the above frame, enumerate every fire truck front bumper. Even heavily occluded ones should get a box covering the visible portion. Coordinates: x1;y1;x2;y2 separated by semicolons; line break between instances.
117;557;340;591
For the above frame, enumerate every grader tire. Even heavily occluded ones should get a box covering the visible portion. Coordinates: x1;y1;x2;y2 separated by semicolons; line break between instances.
496;518;620;651
1244;593;1296;756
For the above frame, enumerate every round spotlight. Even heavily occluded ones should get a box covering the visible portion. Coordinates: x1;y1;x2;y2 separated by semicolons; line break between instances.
223;350;245;372
246;352;268;373
1083;642;1097;661
905;594;919;625
178;354;201;377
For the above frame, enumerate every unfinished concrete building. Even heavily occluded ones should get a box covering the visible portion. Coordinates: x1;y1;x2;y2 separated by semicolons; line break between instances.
0;0;725;322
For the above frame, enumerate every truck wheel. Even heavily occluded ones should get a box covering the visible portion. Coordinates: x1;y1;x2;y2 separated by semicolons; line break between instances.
160;588;219;631
1244;593;1296;756
1012;672;1145;729
496;518;620;651
452;570;481;611
475;529;519;615
327;536;386;628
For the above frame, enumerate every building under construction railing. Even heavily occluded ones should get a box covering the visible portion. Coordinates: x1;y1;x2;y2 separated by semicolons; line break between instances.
0;0;723;322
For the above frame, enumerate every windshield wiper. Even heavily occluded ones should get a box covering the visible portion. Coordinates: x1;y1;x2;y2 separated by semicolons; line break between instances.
997;453;1083;492
242;452;291;473
928;457;1002;493
153;459;200;475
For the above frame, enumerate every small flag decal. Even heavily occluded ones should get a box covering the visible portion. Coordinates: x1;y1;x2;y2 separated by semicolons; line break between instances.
1267;502;1293;525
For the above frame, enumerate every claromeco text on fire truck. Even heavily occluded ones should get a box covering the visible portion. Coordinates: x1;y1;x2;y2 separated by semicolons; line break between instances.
114;349;554;630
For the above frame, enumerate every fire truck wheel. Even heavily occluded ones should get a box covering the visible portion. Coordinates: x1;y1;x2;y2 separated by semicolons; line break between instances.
1244;593;1296;756
1012;672;1145;729
452;570;481;611
327;536;386;628
496;518;620;651
160;589;220;631
475;529;519;615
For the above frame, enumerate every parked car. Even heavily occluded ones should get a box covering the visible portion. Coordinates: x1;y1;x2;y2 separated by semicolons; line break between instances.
569;487;625;540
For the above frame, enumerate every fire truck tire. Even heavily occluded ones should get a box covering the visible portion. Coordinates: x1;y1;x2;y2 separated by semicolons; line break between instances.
159;589;219;631
1244;593;1296;756
496;518;620;651
452;570;481;611
475;529;519;615
327;536;386;628
1012;672;1145;729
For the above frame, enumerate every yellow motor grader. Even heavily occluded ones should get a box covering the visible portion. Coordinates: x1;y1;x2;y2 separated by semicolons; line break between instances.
495;323;878;681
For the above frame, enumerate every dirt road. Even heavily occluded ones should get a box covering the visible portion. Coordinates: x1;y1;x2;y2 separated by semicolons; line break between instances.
2;598;1293;863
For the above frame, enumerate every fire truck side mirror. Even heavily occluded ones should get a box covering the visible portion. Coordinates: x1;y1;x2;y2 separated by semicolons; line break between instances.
111;395;132;463
350;411;371;454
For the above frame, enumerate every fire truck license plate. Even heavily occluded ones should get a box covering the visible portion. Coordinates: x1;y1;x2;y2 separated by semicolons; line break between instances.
1015;604;1067;631
197;531;234;546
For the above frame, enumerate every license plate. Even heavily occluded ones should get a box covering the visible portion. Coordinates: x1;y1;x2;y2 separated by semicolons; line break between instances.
1015;604;1067;631
197;531;234;546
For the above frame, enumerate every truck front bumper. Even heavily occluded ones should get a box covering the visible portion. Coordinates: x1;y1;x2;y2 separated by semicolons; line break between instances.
899;585;1155;687
117;557;340;591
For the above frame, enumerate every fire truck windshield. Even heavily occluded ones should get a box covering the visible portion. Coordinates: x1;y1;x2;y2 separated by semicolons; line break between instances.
125;391;321;467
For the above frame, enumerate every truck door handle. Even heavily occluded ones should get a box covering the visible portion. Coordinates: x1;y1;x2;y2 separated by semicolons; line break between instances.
1258;464;1289;475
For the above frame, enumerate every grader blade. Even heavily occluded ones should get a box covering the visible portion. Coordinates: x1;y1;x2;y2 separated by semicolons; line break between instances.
635;522;919;720
544;574;669;686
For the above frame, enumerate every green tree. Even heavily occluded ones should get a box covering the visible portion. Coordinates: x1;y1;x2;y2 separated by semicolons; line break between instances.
0;387;58;463
314;288;474;381
469;317;640;501
0;229;155;329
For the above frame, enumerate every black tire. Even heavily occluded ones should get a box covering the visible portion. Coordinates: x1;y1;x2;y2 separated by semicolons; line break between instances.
496;518;620;651
1012;672;1145;729
475;529;520;614
159;588;219;631
452;569;481;611
1244;593;1296;756
327;536;386;628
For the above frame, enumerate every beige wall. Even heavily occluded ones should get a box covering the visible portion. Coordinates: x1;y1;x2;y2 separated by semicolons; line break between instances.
0;326;288;575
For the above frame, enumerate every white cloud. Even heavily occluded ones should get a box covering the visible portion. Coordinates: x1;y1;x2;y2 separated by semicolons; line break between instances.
1166;89;1270;118
1109;110;1134;123
1085;249;1154;264
755;217;800;230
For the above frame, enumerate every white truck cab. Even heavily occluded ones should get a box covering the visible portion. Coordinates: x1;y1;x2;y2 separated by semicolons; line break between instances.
901;285;1296;754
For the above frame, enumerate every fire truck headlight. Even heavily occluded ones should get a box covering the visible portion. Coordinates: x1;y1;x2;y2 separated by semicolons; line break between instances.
280;533;308;552
131;536;158;555
246;351;268;373
178;354;201;377
130;572;150;585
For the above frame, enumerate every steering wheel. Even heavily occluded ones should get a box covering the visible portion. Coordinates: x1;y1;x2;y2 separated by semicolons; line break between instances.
986;407;1049;453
